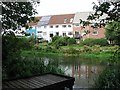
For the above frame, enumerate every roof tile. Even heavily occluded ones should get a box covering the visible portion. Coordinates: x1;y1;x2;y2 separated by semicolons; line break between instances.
48;14;75;24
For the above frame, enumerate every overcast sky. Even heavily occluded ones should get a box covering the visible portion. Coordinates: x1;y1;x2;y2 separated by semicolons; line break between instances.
35;0;99;16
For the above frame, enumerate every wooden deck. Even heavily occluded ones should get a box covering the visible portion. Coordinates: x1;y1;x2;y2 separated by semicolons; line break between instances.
2;73;75;90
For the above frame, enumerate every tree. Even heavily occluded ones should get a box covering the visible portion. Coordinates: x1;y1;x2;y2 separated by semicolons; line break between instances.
90;0;120;88
87;0;120;45
2;1;40;79
2;0;40;30
2;1;40;61
105;21;120;45
88;0;120;23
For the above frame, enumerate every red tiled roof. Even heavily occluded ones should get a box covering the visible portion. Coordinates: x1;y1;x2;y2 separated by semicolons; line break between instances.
48;14;75;24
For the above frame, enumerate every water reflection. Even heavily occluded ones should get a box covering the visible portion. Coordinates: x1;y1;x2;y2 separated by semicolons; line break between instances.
61;64;104;88
40;56;106;88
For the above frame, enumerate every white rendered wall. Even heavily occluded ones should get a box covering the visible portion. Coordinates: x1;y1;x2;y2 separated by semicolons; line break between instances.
36;24;73;42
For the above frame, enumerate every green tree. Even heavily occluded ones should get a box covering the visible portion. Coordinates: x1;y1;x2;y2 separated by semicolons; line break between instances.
105;21;120;45
89;0;120;88
2;1;40;79
88;1;120;23
2;1;40;30
87;1;120;46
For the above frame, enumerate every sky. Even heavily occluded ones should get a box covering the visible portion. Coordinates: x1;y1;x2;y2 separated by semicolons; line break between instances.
35;0;98;16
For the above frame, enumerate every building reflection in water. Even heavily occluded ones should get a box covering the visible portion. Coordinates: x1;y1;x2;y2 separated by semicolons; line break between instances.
64;64;103;88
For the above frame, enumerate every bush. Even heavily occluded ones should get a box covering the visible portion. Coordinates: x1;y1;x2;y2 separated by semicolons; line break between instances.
3;57;64;79
52;36;61;42
19;37;34;50
55;37;68;46
64;47;80;54
94;65;120;89
2;31;39;79
52;36;76;47
67;38;76;45
80;38;109;46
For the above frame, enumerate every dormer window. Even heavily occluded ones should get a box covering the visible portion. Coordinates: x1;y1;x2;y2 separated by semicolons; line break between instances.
70;18;73;23
64;18;67;23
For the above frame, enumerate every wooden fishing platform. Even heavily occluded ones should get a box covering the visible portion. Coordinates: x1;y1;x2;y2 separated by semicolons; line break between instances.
2;73;75;90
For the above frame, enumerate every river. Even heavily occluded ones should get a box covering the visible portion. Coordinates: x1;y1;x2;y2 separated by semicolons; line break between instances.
40;55;107;88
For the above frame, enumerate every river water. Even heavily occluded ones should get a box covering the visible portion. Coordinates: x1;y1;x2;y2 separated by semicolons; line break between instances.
41;55;107;88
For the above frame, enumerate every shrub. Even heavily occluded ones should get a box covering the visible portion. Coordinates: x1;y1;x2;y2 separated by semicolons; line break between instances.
94;65;120;88
3;57;64;79
64;47;80;54
80;38;109;46
19;37;34;50
67;38;76;45
52;36;61;42
52;36;76;47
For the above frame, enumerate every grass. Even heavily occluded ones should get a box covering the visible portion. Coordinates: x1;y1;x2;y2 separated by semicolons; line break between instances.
79;52;113;60
21;50;64;57
61;44;82;50
21;43;118;61
21;50;113;61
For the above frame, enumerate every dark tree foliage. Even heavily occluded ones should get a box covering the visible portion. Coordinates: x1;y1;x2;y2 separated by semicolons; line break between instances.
2;1;40;79
105;21;120;45
89;1;120;88
2;1;40;30
88;1;120;23
86;1;120;45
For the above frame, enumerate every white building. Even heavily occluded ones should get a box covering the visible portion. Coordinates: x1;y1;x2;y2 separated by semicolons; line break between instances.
36;14;75;42
37;16;51;41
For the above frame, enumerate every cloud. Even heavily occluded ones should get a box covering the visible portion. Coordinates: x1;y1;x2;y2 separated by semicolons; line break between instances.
35;0;98;16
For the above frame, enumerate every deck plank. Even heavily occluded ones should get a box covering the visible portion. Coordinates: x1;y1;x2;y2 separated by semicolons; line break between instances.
4;82;16;88
2;73;75;89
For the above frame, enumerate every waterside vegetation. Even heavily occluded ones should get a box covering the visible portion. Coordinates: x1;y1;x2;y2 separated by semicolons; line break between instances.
21;36;119;61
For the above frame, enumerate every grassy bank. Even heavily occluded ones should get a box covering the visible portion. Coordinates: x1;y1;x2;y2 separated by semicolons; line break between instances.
21;50;113;61
21;42;119;60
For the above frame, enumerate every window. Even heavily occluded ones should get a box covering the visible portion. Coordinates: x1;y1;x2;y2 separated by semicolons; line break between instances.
92;28;98;35
38;31;42;33
62;25;66;28
75;31;79;35
75;24;80;27
68;25;71;27
55;25;59;28
92;31;98;35
70;18;73;22
63;32;66;36
68;32;73;35
44;25;47;28
56;32;59;36
64;18;67;23
50;33;53;37
50;25;53;28
74;31;80;39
